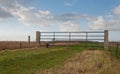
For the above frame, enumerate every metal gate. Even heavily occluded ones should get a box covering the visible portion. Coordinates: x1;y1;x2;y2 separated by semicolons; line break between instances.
36;30;108;50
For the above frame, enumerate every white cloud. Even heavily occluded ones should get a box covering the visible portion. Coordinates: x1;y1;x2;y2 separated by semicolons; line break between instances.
60;21;80;32
113;5;120;15
88;16;120;30
88;4;120;30
65;3;73;7
89;16;106;30
1;1;53;26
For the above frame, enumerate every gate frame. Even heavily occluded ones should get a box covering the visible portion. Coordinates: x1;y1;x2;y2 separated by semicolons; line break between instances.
36;30;109;50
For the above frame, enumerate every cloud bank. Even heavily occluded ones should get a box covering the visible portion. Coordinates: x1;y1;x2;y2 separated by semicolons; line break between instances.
88;5;120;30
0;0;120;31
0;0;96;31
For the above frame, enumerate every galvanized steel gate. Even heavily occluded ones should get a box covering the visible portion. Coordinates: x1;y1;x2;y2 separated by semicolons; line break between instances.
36;30;108;50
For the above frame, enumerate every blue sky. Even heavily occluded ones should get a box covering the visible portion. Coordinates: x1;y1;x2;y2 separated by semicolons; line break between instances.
31;0;119;15
0;0;120;41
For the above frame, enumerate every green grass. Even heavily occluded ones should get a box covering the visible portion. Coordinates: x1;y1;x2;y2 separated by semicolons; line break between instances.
0;46;84;74
108;46;120;57
0;43;117;74
82;42;120;55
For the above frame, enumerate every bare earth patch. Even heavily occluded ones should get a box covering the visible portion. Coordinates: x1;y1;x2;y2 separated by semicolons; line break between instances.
38;50;120;74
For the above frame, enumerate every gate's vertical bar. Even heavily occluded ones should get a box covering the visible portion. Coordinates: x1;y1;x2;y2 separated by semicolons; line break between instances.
53;32;55;46
69;32;71;45
104;30;108;50
28;36;30;48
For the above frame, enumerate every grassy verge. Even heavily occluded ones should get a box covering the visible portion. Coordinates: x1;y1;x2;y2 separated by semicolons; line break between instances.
108;46;120;57
0;46;84;74
39;50;120;74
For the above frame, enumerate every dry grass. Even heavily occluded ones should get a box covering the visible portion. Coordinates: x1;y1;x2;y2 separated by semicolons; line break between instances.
0;41;101;50
0;41;78;50
0;41;37;50
38;50;120;74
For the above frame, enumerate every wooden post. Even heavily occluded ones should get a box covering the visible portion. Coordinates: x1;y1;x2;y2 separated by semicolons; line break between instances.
36;31;40;46
86;32;88;47
19;42;22;48
28;36;30;48
115;42;119;57
104;30;108;50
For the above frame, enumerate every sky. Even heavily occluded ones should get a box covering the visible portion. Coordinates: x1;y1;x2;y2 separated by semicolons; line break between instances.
0;0;120;41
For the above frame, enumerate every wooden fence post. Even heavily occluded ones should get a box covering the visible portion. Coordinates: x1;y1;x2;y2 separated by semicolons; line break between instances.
28;36;30;48
36;31;40;46
115;42;119;57
86;32;88;47
19;42;22;48
104;30;108;50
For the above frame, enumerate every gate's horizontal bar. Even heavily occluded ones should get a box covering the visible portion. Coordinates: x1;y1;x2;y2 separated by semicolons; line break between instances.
41;35;104;37
41;32;104;33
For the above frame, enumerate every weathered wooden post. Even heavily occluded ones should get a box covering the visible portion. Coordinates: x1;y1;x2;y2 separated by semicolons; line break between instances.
36;31;40;46
86;32;88;47
104;30;108;50
28;36;30;48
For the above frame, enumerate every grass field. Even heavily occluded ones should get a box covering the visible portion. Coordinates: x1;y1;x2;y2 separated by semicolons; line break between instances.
0;45;85;74
0;43;120;74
